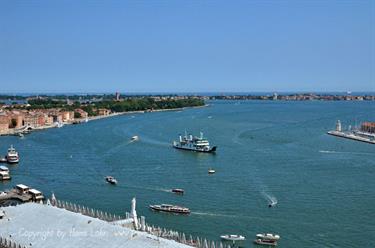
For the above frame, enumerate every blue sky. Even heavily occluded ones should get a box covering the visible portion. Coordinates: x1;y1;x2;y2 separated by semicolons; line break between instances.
0;0;374;93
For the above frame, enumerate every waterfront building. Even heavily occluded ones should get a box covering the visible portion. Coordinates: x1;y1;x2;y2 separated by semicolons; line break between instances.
98;108;111;116
0;114;9;134
23;112;45;128
61;111;74;122
360;122;375;134
75;108;88;119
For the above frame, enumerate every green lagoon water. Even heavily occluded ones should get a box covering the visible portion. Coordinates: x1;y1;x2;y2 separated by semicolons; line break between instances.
0;100;374;247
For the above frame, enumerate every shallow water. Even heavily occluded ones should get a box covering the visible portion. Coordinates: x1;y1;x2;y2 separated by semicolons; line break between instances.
1;100;374;247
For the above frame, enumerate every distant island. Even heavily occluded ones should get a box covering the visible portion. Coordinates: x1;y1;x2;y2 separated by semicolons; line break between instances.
0;94;204;136
1;92;374;136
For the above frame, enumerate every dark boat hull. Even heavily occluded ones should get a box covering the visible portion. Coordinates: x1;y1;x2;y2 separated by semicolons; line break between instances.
173;145;217;153
149;206;190;214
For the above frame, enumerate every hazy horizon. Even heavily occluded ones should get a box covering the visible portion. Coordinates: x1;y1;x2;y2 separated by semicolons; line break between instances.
1;1;374;92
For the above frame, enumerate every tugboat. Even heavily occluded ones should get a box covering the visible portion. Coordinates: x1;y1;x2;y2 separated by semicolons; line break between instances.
149;204;190;214
105;176;117;185
220;234;246;241
171;188;184;194
6;145;19;164
173;132;217;153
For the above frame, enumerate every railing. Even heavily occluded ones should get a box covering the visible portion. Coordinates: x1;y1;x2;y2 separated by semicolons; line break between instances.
49;199;231;248
0;236;27;248
53;199;123;222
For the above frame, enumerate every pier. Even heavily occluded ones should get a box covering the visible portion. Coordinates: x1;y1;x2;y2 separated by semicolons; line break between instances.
327;120;375;145
0;185;44;204
327;130;375;144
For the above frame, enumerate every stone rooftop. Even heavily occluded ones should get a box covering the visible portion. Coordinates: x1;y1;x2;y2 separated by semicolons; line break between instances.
0;203;191;248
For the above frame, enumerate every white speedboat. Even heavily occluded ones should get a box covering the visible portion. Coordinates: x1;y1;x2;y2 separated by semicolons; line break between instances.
256;233;280;241
208;168;215;174
105;176;117;185
268;200;277;207
6;145;19;163
220;235;246;241
131;135;139;141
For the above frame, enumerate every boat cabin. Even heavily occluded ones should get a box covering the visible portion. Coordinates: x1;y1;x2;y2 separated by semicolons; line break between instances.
15;184;30;195
0;171;10;180
28;189;44;202
0;166;9;172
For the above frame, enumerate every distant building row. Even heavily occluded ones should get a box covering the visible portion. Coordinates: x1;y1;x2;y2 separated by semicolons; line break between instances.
0;108;101;134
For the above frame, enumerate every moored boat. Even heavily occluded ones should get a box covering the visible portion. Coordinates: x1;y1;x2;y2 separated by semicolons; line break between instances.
0;166;11;180
173;132;217;153
220;234;246;241
6;145;19;164
105;176;117;185
149;204;190;214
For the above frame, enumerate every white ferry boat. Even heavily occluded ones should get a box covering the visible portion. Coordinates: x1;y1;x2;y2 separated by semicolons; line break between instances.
173;132;217;153
149;204;190;214
6;145;19;163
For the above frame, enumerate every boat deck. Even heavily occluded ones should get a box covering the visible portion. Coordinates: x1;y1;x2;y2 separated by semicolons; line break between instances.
0;189;33;203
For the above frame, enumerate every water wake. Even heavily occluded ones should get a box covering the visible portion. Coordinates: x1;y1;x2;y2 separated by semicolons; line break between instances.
261;191;278;207
191;211;240;218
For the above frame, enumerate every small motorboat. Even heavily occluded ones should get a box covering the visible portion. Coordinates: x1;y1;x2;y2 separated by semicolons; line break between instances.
208;168;215;174
0;166;11;181
256;233;280;241
268;201;277;208
171;188;184;194
253;239;277;246
105;176;117;185
0;157;7;163
131;136;139;141
220;234;246;241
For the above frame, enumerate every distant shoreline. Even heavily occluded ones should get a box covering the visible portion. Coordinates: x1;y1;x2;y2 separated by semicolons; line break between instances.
0;104;208;137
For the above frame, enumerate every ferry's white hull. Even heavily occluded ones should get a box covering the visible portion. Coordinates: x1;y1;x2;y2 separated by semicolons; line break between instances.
173;143;217;153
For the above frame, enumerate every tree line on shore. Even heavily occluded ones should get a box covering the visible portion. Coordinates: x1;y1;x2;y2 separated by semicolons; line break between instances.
3;97;205;116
